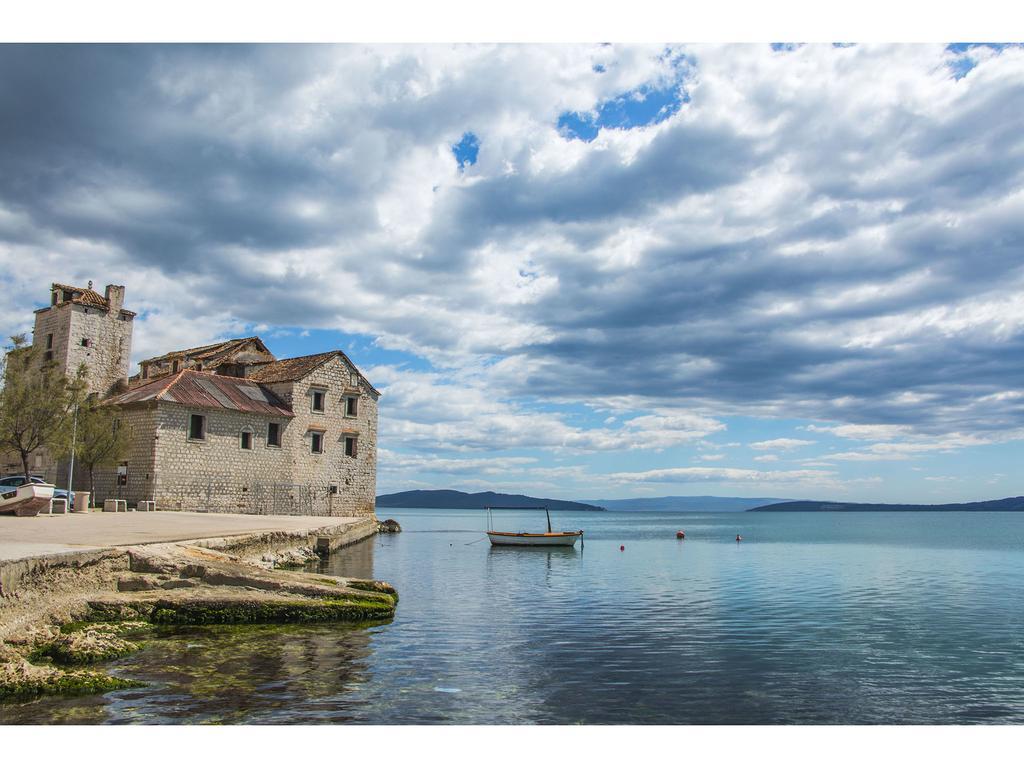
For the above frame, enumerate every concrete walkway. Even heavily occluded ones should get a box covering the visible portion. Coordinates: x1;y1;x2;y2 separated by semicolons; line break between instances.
0;510;362;562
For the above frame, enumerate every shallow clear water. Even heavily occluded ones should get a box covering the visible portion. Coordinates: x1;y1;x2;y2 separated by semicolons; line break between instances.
4;508;1024;724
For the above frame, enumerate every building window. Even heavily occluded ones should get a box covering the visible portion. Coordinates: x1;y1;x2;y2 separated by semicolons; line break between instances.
44;351;53;362
344;435;358;458
240;430;253;450
310;431;324;454
172;360;180;373
345;396;358;417
62;290;74;303
311;389;326;413
51;292;58;306
81;338;91;347
329;484;339;495
46;333;53;349
350;373;359;387
267;422;281;448
188;414;206;441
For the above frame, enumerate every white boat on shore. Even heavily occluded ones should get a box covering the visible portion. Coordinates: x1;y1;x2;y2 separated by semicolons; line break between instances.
485;506;583;548
0;482;55;517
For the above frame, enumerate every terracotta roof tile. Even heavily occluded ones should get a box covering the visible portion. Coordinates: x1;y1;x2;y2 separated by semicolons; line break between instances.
245;350;379;395
140;336;270;366
50;282;131;314
245;351;337;383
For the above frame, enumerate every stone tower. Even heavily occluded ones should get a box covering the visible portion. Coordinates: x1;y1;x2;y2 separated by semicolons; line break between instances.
32;281;136;396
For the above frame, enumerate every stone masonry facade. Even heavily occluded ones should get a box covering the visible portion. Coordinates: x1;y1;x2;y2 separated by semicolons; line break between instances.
32;283;134;397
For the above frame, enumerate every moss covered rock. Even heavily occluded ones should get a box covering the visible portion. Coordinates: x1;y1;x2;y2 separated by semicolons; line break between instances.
0;659;142;700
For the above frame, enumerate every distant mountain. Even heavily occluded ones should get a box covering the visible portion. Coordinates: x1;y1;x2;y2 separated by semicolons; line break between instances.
376;489;605;511
750;496;1024;512
579;496;792;512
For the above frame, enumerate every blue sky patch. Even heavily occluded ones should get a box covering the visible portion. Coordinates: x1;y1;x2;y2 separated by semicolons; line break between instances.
946;43;1022;80
452;132;480;169
558;81;687;142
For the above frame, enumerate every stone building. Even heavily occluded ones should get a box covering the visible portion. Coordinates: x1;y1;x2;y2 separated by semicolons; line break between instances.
106;352;379;516
8;280;379;517
32;282;135;397
1;282;136;479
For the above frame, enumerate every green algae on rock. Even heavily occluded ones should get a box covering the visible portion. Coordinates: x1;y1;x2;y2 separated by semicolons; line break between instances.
149;596;395;625
0;659;142;700
31;628;143;666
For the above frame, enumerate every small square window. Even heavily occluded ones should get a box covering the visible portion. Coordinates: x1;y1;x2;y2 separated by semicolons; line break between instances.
310;432;324;454
345;396;358;417
81;338;91;347
267;422;281;447
329;484;339;495
240;430;253;450
311;390;325;413
344;436;358;458
188;414;206;441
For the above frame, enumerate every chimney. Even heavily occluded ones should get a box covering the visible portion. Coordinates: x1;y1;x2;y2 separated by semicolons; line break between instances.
105;284;125;312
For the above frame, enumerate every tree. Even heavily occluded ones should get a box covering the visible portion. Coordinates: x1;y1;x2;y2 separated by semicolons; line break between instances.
0;335;80;483
66;396;129;502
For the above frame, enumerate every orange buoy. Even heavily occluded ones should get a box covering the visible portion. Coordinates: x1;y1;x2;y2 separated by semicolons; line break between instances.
619;545;625;551
676;531;685;539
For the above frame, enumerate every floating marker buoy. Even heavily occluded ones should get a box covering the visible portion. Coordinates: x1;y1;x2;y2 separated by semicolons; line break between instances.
676;531;685;539
736;535;743;542
620;545;625;551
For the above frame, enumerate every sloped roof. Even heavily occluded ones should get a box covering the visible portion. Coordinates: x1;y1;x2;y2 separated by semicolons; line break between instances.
140;336;272;366
47;282;137;317
246;350;380;395
106;369;293;417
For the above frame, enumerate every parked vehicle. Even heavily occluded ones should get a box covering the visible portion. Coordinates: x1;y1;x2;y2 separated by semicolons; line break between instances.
0;475;75;507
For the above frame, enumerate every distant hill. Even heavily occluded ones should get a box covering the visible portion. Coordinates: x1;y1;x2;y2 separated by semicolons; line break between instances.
580;496;792;512
750;496;1024;512
376;489;605;511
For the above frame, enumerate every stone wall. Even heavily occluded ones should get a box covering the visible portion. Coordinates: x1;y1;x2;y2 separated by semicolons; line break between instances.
265;356;379;517
149;402;292;513
86;404;159;506
32;302;133;397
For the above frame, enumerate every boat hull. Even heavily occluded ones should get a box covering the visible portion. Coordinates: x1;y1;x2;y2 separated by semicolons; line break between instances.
0;483;55;517
487;531;583;547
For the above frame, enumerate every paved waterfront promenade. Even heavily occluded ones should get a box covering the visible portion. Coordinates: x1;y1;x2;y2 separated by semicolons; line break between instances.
0;510;362;562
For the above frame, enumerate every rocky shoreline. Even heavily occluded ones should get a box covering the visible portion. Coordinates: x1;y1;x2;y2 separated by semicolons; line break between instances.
0;519;396;701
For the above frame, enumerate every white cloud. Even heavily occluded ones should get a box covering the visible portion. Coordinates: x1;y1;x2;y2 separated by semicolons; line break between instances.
749;438;816;451
607;466;838;485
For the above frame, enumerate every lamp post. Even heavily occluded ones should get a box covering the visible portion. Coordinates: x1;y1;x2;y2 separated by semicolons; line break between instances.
66;402;78;509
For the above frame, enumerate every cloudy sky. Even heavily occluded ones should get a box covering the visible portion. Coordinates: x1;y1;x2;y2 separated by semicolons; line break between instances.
1;43;1022;502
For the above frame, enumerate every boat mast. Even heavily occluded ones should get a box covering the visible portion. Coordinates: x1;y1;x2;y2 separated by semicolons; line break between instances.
545;506;551;533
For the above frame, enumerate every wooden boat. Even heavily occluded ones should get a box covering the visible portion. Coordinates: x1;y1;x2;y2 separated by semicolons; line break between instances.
485;506;583;547
0;482;55;517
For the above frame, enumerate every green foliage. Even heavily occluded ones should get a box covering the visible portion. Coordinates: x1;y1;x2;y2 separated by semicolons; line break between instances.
62;394;130;500
0;335;82;481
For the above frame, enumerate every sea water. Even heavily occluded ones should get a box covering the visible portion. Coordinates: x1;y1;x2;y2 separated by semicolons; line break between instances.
3;508;1024;724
